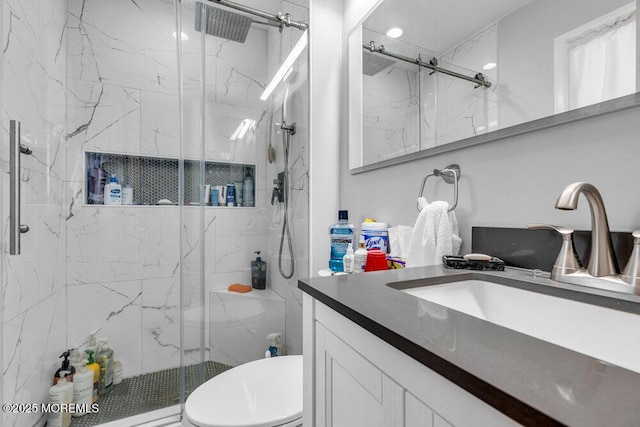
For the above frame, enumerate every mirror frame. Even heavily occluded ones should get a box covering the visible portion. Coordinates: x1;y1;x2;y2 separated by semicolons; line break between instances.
349;3;640;175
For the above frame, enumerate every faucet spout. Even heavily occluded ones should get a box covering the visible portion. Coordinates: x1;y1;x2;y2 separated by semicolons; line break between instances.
555;182;618;277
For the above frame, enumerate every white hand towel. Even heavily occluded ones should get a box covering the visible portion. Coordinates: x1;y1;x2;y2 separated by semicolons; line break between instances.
406;197;462;267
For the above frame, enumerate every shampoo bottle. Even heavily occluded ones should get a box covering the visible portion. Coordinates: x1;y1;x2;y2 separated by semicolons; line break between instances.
85;333;98;356
243;171;255;207
97;338;114;395
112;356;123;385
85;350;100;403
103;174;122;205
329;210;354;271
48;371;73;427
251;251;267;290
122;183;133;205
72;360;94;417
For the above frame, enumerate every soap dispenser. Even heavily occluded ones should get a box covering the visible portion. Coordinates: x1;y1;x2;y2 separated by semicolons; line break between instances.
251;251;266;290
54;351;76;385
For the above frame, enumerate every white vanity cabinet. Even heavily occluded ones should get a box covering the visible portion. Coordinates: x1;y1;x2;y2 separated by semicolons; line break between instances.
302;294;519;427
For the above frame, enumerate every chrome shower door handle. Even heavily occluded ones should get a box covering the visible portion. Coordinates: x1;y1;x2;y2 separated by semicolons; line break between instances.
9;120;31;255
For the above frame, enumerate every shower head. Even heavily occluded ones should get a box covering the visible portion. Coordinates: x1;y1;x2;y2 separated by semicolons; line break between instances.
362;51;396;76
195;1;253;43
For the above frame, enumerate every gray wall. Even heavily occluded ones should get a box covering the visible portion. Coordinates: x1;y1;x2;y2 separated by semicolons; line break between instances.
339;105;640;260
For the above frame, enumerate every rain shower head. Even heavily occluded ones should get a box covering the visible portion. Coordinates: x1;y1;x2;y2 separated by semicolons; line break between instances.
362;51;396;76
195;1;253;43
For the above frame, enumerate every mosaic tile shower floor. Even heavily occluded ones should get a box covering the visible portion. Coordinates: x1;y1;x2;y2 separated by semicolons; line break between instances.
71;361;233;426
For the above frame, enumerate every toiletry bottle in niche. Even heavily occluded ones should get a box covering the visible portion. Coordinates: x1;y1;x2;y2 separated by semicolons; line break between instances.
243;171;255;207
251;251;267;289
226;184;236;206
122;183;133;205
329;210;354;272
48;371;73;427
71;360;94;417
97;338;114;395
103;174;122;205
343;243;355;273
85;350;100;403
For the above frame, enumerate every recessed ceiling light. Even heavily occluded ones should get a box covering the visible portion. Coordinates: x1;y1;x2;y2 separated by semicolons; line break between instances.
482;62;496;70
386;27;403;38
172;31;189;41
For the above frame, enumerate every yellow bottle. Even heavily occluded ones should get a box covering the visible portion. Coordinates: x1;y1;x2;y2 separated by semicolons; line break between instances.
85;350;100;403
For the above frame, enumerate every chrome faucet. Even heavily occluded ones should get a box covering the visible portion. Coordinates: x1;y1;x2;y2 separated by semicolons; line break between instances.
529;182;640;295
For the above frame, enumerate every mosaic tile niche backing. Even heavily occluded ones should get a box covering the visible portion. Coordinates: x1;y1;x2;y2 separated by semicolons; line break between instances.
86;152;255;206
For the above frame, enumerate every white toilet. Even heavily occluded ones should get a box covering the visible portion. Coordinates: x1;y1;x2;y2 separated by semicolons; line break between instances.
183;355;303;427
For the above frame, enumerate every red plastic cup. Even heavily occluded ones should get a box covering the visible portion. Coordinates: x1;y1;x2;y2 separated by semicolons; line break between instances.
365;250;388;272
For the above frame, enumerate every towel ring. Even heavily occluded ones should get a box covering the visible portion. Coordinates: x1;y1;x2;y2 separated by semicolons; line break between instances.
417;164;461;212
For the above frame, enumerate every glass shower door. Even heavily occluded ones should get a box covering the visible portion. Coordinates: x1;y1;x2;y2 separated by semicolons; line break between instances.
175;1;310;424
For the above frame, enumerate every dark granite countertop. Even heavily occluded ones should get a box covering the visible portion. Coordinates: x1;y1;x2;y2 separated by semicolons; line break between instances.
298;266;640;427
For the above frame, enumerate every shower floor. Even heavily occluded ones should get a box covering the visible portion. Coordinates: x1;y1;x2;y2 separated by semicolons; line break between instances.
71;360;233;427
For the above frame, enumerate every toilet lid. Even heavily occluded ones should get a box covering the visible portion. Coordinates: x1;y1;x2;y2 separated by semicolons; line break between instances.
185;355;303;427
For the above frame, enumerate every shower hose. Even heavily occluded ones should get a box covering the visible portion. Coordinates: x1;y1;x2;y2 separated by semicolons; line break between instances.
279;126;295;280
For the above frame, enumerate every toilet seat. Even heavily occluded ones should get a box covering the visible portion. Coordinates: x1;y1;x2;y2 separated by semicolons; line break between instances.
185;355;303;427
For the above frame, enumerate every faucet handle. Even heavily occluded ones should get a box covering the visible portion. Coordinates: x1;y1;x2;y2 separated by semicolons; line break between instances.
621;231;640;287
527;223;582;280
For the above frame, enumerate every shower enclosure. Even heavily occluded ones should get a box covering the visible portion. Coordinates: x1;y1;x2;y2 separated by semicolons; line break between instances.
1;0;309;425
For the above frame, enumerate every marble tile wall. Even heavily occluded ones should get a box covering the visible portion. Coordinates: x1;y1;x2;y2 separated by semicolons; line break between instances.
64;0;308;378
360;24;498;159
436;24;498;145
64;0;275;376
361;29;422;165
264;2;309;357
1;0;308;422
2;0;68;425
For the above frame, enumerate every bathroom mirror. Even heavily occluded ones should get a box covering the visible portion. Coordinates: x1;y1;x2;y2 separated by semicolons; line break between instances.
349;0;639;172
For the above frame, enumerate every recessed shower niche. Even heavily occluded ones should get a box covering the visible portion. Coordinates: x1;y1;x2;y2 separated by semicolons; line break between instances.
85;151;255;206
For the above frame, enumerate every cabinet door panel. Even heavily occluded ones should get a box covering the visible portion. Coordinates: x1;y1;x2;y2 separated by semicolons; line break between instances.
331;359;384;426
406;392;434;427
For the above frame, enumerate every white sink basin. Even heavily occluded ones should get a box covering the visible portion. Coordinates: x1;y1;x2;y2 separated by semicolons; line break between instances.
402;279;640;373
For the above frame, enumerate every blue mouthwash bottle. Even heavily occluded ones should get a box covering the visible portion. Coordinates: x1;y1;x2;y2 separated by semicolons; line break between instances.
329;210;354;272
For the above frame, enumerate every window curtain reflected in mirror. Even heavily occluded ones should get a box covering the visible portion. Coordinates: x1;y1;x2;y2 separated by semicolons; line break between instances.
567;9;636;109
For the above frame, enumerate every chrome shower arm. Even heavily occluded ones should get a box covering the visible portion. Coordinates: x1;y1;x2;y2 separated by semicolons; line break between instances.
210;0;308;31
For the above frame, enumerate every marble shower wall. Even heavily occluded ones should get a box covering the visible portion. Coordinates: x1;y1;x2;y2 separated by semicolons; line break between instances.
64;0;274;376
436;24;498;145
360;24;498;163
2;0;68;426
265;1;309;357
